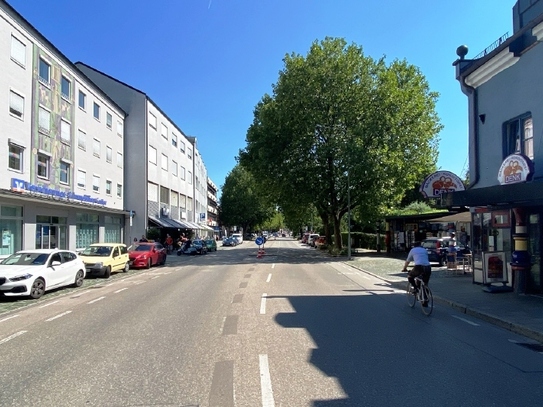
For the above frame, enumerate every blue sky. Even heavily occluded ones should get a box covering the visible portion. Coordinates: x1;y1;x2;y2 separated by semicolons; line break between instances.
8;0;516;194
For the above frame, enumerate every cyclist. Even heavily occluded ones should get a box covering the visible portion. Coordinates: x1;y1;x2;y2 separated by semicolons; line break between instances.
402;241;432;306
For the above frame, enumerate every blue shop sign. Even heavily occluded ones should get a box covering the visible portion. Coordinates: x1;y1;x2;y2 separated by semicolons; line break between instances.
11;178;107;206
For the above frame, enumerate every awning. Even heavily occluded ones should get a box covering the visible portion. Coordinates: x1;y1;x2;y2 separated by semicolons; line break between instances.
426;212;472;223
174;219;193;229
149;216;189;229
183;221;200;230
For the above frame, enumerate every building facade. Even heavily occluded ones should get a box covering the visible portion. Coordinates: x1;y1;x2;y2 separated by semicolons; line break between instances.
445;0;543;293
207;177;219;237
0;1;127;255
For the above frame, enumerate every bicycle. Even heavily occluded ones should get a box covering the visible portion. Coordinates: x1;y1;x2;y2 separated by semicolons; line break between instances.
406;275;433;316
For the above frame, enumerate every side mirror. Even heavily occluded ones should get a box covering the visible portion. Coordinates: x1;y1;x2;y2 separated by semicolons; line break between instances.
51;261;62;267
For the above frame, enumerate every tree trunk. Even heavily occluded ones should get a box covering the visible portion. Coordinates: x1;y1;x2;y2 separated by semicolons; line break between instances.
333;215;342;250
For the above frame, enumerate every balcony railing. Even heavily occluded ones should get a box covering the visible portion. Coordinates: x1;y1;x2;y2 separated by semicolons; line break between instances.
474;32;510;60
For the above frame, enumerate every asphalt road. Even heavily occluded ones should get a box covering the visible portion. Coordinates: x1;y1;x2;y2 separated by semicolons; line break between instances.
1;238;542;406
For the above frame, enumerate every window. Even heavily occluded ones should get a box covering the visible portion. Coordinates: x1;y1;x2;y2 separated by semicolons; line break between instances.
172;160;178;176
161;123;168;139
38;58;50;85
188;171;192;184
60;120;71;143
9;90;24;119
180;140;185;153
106;146;112;163
8;143;23;171
149;145;157;165
106;180;112;195
60;161;70;184
79;91;86;109
37;154;49;179
503;114;534;160
92;175;100;192
117;120;123;136
160;186;170;204
106;112;112;129
61;76;71;99
149;112;157;129
78;129;86;150
38;107;50;134
11;35;26;66
188;148;192;160
180;166;186;180
172;133;177;147
117;152;123;168
93;139;101;157
93;102;100;120
77;169;86;188
161;154;168;170
117;183;122;198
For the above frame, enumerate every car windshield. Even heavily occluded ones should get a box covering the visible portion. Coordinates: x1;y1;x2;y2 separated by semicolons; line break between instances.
133;245;152;252
205;240;214;244
422;241;437;249
80;246;112;256
1;252;49;266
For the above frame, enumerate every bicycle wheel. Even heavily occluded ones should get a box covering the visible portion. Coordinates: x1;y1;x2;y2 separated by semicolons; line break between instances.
406;282;416;307
420;285;433;316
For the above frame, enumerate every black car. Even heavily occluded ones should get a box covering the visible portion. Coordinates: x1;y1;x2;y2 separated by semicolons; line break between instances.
421;237;470;266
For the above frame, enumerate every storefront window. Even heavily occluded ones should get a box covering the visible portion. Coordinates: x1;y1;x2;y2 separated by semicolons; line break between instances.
528;214;541;293
35;215;67;249
104;215;122;243
76;213;99;249
0;205;23;255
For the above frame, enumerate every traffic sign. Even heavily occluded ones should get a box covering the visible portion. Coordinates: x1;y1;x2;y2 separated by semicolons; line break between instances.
255;237;264;246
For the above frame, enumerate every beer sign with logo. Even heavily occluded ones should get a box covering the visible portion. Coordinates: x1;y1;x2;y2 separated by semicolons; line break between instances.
419;171;465;198
497;154;533;185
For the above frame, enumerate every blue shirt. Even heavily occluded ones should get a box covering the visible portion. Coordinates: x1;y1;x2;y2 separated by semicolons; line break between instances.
406;246;431;266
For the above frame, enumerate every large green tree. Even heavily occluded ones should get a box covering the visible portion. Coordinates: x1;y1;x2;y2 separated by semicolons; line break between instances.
219;164;274;233
239;37;441;249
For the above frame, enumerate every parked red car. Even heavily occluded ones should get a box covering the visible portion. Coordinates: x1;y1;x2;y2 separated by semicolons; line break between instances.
128;242;167;269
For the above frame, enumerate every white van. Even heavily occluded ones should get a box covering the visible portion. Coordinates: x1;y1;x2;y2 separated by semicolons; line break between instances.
232;233;243;244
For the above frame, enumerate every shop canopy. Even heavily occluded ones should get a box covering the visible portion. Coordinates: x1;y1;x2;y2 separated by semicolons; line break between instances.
149;216;191;229
426;212;472;223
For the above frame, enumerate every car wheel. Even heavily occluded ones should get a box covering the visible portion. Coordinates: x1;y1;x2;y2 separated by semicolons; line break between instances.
73;270;85;287
30;278;46;299
123;262;129;273
147;258;152;269
103;266;111;279
161;255;166;266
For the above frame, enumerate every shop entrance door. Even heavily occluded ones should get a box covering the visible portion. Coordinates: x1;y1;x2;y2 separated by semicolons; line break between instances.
36;224;67;249
528;213;542;293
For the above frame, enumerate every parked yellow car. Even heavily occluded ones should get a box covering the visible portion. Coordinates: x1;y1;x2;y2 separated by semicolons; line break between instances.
79;243;129;278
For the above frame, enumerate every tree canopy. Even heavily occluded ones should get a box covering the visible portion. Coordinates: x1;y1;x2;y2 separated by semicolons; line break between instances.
238;37;441;249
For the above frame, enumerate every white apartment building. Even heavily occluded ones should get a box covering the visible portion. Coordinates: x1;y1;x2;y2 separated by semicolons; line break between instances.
0;1;127;255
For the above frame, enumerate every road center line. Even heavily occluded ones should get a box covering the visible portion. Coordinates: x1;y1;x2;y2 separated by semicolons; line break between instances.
45;311;72;322
114;288;128;293
271;263;275;269
260;293;267;314
0;314;20;323
452;315;480;326
88;297;106;304
39;301;59;308
0;331;27;345
266;273;272;283
259;354;275;407
152;275;161;279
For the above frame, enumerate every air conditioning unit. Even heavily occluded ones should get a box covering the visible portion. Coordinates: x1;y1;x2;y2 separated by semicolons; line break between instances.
161;207;170;218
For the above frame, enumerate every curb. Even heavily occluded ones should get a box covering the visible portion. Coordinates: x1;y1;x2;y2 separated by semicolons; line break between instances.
344;261;543;343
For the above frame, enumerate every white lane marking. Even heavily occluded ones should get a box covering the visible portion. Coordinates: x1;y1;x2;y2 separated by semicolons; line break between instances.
271;264;275;269
87;297;106;304
221;316;226;334
259;354;275;407
0;331;27;345
114;288;128;294
45;311;72;322
0;314;20;323
133;280;146;285
71;290;93;298
452;315;480;326
152;275;161;279
39;301;59;308
260;293;267;315
266;273;272;283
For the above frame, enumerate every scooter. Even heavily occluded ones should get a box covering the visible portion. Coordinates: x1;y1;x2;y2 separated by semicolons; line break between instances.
177;241;195;255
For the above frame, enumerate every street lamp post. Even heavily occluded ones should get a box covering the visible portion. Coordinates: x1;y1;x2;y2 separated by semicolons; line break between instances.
347;171;351;260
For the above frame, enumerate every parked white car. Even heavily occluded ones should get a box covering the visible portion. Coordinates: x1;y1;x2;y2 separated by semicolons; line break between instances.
231;233;243;244
0;249;86;299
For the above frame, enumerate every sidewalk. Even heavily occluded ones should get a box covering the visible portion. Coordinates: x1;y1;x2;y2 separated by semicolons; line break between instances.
344;249;543;343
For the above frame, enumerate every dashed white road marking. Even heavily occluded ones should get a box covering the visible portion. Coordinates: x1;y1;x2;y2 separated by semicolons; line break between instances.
271;264;275;269
0;331;27;344
266;274;272;283
260;293;267;315
0;314;20;323
39;301;59;308
114;287;128;294
45;311;72;322
452;315;480;326
259;354;275;407
151;275;161;279
87;296;105;304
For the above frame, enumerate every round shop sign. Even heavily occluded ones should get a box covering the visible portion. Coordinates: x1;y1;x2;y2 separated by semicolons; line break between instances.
497;154;533;185
419;171;465;198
